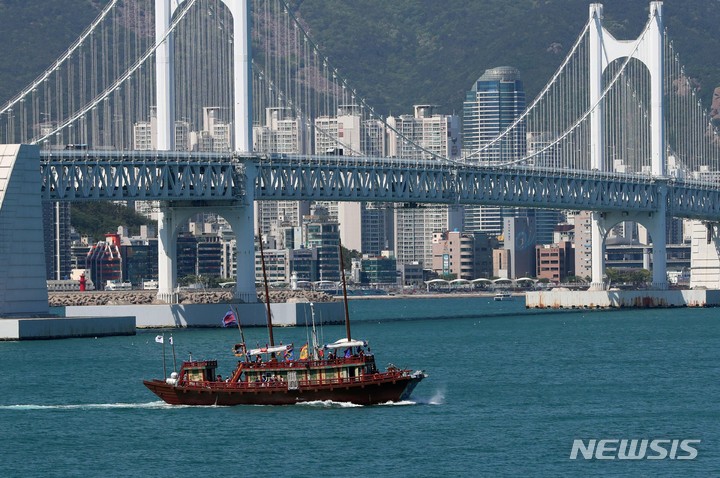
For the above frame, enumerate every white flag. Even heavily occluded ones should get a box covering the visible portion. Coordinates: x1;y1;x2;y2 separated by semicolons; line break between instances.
169;336;174;345
155;335;164;344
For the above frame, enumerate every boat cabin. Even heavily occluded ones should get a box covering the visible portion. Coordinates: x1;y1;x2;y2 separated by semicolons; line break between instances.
178;360;218;384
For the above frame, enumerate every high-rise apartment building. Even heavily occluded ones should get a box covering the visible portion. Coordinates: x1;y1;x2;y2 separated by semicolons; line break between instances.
303;213;341;282
314;105;392;256
314;105;362;156
573;211;593;280
132;107;191;151
254;107;305;154
253;107;309;241
42;202;72;280
387;105;461;160
387;105;462;267
338;202;393;255
393;204;464;269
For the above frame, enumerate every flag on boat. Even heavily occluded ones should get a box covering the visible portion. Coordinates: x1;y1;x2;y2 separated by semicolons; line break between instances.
155;335;164;344
222;310;238;327
284;345;294;360
299;343;309;360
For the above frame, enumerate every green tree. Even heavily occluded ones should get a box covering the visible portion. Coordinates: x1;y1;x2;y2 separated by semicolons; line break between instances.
71;203;154;242
341;246;361;271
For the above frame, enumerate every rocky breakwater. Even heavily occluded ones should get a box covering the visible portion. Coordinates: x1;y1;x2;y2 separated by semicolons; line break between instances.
49;289;336;307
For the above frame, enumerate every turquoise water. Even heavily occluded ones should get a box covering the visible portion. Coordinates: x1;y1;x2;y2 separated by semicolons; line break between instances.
1;297;718;477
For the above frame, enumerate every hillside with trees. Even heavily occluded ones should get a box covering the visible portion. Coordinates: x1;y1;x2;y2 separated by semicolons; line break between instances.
290;0;719;115
0;0;718;116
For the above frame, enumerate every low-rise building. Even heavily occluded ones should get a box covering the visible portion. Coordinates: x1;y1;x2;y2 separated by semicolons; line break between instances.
535;241;574;282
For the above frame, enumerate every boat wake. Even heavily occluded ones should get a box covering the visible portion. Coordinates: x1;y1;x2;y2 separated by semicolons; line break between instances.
0;401;174;411
294;400;364;408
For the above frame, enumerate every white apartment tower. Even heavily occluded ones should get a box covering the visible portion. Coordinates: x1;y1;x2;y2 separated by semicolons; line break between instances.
253;107;308;241
314;105;393;254
387;105;463;267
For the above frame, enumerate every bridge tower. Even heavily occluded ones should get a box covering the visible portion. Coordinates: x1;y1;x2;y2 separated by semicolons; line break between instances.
588;1;667;290
155;0;256;303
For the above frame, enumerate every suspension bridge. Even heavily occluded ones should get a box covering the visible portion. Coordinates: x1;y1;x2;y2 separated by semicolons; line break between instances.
2;0;720;320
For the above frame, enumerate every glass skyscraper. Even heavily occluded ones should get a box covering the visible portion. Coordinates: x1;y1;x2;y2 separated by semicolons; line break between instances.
463;66;562;244
462;66;526;162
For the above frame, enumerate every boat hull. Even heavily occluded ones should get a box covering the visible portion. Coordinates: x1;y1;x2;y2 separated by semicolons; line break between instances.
144;374;424;406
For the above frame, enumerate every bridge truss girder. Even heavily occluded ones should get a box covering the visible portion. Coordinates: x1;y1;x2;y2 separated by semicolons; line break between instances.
40;152;238;201
668;184;720;221
254;157;660;213
39;152;720;221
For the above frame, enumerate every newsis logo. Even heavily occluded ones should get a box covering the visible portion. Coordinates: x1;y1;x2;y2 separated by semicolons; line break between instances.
570;439;700;460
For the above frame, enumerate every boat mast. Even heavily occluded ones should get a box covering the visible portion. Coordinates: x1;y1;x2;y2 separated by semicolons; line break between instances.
231;304;249;362
258;229;275;346
338;240;351;341
310;302;319;360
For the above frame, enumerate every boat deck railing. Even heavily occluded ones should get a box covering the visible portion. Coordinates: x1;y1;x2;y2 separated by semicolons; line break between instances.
238;355;374;370
182;370;409;391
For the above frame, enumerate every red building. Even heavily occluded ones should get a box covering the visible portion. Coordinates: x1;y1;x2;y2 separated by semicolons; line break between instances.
86;233;123;290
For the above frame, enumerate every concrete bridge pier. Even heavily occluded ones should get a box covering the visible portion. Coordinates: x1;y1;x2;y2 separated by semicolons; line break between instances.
0;144;50;316
589;208;668;291
156;201;257;304
0;144;135;339
156;205;179;304
589;211;607;291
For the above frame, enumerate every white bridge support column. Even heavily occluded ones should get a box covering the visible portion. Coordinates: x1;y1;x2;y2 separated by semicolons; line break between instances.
228;0;253;153
156;205;178;304
223;163;257;302
590;211;607;290
157;0;252;152
648;185;668;289
155;0;175;151
157;205;201;304
155;0;253;301
587;2;666;289
588;4;606;290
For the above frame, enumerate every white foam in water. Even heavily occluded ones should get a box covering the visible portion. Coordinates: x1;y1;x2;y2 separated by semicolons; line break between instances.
411;388;445;405
0;401;174;411
378;400;416;406
294;400;363;408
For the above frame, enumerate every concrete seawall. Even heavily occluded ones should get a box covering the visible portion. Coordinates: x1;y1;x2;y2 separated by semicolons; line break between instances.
0;315;135;340
526;289;720;309
63;301;345;328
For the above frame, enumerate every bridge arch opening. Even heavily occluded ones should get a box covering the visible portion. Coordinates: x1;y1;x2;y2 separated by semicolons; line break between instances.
156;203;256;303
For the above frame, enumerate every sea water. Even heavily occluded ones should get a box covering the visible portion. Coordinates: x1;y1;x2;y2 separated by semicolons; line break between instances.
0;297;718;477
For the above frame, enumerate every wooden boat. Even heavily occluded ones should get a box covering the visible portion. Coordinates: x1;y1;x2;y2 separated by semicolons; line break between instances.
143;235;426;406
